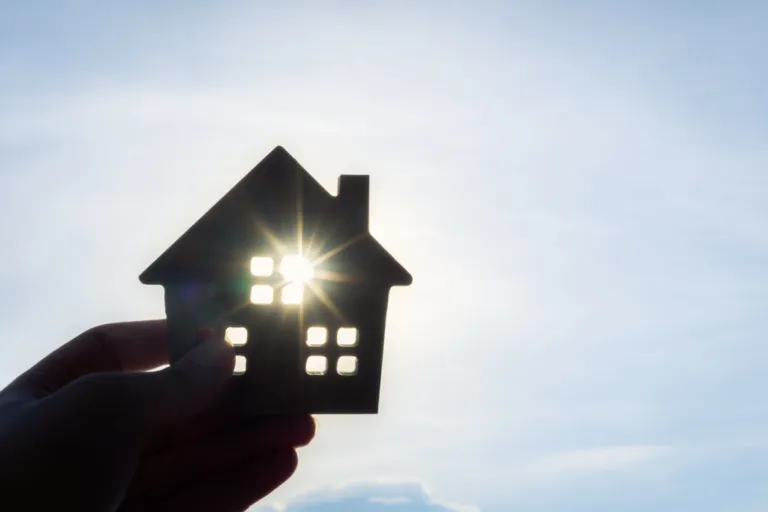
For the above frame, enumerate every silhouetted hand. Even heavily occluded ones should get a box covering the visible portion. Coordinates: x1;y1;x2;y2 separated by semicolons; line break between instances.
0;320;315;512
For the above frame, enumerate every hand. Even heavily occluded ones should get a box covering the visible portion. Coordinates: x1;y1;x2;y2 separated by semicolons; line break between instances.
0;320;316;512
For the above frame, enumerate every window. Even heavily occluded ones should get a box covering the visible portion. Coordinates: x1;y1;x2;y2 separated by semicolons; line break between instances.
234;355;247;375
337;327;358;347
225;327;248;347
306;327;328;347
281;282;304;304
249;254;314;305
306;355;327;376
250;257;274;276
305;327;359;377
280;255;314;283
250;285;274;304
337;356;358;376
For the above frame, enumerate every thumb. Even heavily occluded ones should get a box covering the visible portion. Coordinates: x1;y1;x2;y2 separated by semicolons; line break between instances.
4;338;234;512
51;336;235;434
141;336;235;428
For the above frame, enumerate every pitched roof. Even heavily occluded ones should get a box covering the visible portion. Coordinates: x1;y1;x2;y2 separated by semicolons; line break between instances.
140;146;412;287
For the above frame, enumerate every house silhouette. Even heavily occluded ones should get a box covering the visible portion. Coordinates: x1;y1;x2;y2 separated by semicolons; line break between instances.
140;146;412;413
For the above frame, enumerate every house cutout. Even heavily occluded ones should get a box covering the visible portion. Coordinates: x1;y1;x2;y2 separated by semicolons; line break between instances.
140;146;412;414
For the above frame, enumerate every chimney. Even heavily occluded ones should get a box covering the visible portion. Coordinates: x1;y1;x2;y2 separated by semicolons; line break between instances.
337;174;370;231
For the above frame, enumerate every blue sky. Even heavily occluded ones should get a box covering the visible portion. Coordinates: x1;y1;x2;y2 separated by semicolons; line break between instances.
2;1;768;511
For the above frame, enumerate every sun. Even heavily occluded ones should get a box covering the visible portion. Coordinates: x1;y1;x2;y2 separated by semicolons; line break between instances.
280;255;315;284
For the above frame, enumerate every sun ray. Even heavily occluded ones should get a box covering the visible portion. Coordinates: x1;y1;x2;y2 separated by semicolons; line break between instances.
249;213;287;255
307;280;347;324
303;212;332;260
229;202;366;324
313;269;360;284
311;232;367;267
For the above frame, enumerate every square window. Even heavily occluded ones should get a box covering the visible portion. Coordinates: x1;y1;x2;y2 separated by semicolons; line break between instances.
306;355;327;376
337;356;358;376
306;327;328;347
225;327;248;347
282;282;304;304
250;257;274;276
234;355;247;375
337;327;359;347
250;285;274;304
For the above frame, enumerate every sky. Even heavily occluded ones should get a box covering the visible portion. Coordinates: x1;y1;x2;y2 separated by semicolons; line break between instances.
1;1;768;510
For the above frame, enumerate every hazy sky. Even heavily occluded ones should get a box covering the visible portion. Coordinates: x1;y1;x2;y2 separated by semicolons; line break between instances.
2;2;768;511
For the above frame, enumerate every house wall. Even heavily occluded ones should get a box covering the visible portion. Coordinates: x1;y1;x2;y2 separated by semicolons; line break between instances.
298;284;391;413
216;283;393;414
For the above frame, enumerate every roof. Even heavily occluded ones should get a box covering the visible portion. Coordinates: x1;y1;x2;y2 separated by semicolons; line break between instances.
139;146;412;287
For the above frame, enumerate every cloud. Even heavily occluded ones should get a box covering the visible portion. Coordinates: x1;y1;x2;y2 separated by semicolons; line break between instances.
257;480;479;512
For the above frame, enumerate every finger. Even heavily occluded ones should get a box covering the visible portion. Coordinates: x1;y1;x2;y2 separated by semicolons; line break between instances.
138;415;315;495
0;333;235;512
11;320;170;396
124;337;235;430
42;336;234;436
135;449;299;512
144;411;315;454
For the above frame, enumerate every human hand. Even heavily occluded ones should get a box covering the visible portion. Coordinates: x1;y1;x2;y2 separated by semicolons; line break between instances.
0;320;315;512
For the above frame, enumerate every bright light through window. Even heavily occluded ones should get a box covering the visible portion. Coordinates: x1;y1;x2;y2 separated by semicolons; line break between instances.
280;255;314;284
307;327;328;347
306;355;327;376
282;282;304;304
234;355;247;375
250;285;274;304
337;356;358;376
250;257;274;276
225;327;248;346
337;327;359;347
